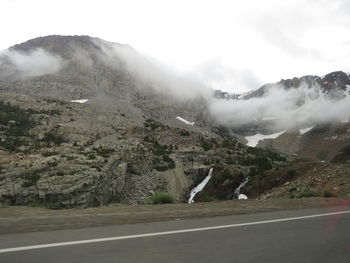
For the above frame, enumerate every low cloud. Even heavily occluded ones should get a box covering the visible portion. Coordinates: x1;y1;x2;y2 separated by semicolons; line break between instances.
0;48;64;79
210;82;350;131
95;39;213;100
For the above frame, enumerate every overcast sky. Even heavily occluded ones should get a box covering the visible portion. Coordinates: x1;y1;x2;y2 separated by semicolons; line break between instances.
1;0;350;92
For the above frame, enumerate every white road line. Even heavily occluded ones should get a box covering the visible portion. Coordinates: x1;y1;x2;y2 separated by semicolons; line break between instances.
1;210;350;254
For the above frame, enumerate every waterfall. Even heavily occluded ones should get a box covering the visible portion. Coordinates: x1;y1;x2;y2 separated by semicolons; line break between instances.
234;177;248;199
188;168;213;204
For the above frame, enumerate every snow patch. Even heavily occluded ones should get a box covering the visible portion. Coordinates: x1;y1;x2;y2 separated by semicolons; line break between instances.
299;127;314;135
188;168;213;204
71;99;88;104
238;194;248;200
176;116;195;126
245;131;285;147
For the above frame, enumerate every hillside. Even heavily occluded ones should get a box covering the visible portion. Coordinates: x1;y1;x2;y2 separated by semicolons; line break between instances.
0;35;349;208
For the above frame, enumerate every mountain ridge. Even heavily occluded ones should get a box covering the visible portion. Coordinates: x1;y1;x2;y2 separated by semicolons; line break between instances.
0;35;349;208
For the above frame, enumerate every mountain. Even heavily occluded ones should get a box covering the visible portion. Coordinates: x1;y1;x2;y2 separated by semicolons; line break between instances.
0;35;294;208
0;35;349;208
212;70;350;162
239;71;350;100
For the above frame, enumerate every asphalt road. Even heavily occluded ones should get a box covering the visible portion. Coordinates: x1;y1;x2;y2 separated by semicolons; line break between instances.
1;206;350;263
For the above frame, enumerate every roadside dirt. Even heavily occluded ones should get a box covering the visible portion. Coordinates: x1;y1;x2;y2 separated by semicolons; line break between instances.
1;198;349;234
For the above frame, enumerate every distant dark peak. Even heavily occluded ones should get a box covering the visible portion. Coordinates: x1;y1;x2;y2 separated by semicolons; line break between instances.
11;35;96;50
232;70;350;100
321;71;350;91
279;75;320;89
8;35;127;60
213;90;240;100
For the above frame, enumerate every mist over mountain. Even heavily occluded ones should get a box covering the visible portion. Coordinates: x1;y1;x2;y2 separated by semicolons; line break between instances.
211;71;350;133
1;35;350;207
1;35;349;135
0;35;211;99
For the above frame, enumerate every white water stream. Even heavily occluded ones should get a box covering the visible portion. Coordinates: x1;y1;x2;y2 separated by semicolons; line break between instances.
234;178;248;199
188;168;213;204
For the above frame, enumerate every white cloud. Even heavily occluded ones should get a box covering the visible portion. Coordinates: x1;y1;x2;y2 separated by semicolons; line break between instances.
0;48;64;79
210;83;350;130
0;0;349;92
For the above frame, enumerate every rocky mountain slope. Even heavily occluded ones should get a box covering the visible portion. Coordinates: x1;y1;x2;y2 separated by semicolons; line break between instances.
0;35;293;208
217;71;350;161
0;35;349;208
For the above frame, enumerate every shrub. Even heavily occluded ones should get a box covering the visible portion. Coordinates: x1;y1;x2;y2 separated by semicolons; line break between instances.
42;131;65;145
342;145;350;155
322;189;334;197
167;159;176;169
96;147;114;157
153;142;171;156
298;188;317;198
144;119;164;130
42;151;58;157
27;202;43;207
22;173;41;187
199;192;215;202
155;166;169;172
155;155;176;171
88;153;96;160
286;169;297;179
288;186;297;193
145;192;175;204
179;129;190;136
200;138;212;151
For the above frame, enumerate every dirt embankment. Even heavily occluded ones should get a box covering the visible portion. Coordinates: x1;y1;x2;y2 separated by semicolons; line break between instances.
1;198;349;234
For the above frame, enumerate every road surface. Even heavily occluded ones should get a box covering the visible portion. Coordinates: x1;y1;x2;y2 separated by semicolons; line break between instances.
1;206;350;262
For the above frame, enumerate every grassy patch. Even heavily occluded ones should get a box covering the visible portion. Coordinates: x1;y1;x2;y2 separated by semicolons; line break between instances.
297;188;318;198
145;192;175;204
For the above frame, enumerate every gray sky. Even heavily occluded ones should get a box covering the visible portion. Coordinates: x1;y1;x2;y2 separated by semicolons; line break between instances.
1;0;350;92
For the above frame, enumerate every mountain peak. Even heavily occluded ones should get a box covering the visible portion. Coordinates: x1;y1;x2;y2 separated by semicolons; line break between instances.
8;35;127;60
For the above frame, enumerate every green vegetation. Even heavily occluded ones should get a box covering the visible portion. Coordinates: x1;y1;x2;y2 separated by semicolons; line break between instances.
144;118;165;131
199;192;215;202
297;188;318;198
153;142;172;156
179;129;190;136
0;101;36;151
155;155;176;171
42;151;59;157
22;172;41;187
341;145;350;155
27;202;44;207
200;137;212;151
88;153;96;160
95;147;115;158
211;170;236;186
153;142;176;171
221;139;237;149
42;130;65;145
316;150;329;160
286;169;297;179
145;192;175;204
322;189;334;197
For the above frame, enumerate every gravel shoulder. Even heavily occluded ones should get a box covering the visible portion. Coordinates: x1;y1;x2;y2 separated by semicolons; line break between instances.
1;198;349;234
